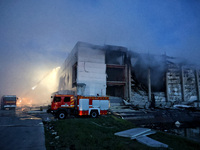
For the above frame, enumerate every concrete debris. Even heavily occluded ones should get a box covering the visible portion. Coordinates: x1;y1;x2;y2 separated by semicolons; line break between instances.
131;130;156;139
173;104;192;109
52;132;57;135
175;121;181;127
49;126;54;130
45;117;51;122
123;99;131;106
115;128;168;148
130;91;148;109
115;128;152;138
55;136;59;139
130;56;200;109
136;136;168;148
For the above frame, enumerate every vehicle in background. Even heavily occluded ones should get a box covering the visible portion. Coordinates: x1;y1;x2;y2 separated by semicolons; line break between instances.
48;93;110;119
1;95;17;110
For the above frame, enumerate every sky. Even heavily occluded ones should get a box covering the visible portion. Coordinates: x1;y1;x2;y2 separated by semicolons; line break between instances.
0;0;200;104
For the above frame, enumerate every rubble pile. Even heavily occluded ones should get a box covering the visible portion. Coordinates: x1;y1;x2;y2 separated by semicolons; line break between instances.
129;55;200;109
130;91;148;108
130;76;149;108
154;92;167;108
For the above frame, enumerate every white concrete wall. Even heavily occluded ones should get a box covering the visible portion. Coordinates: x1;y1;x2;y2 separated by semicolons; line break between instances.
58;42;107;96
58;43;78;93
77;42;107;96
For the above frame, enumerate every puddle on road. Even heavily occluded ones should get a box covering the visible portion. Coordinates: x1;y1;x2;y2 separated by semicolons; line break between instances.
14;107;42;120
19;116;41;120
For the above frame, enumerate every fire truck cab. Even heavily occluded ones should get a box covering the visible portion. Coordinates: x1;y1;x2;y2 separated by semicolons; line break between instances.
50;94;110;119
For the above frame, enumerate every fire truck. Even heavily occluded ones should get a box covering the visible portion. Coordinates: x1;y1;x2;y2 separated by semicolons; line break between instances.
1;95;17;110
49;93;110;119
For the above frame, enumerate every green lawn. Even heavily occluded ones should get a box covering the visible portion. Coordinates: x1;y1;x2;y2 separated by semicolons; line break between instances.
44;115;200;150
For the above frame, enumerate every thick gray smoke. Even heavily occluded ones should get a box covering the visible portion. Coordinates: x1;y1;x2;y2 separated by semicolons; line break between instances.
0;0;199;105
130;53;167;92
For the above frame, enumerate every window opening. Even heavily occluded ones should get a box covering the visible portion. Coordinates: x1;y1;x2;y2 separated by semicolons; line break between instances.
54;97;61;102
72;62;77;87
64;97;70;102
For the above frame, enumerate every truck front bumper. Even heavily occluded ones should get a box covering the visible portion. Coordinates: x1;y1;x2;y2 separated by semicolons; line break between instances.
4;105;16;108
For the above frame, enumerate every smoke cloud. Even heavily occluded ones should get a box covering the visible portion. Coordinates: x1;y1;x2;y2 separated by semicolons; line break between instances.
0;0;200;105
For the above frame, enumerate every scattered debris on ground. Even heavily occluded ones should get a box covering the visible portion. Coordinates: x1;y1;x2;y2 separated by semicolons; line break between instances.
115;128;168;148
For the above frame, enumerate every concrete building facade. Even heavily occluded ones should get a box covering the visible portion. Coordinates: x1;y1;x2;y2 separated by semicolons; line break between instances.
58;41;200;108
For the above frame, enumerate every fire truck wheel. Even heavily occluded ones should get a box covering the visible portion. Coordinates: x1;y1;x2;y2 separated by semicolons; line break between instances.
90;110;98;118
57;111;66;119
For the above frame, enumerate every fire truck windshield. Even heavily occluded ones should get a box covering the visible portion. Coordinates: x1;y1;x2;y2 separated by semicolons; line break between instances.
54;97;61;102
3;97;16;101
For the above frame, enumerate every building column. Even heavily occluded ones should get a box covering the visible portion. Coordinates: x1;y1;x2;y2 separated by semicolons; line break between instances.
125;64;128;99
148;68;151;102
128;65;132;102
166;72;169;102
181;66;185;102
195;69;200;107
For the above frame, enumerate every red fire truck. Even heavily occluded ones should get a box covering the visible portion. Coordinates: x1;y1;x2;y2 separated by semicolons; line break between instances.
49;94;110;119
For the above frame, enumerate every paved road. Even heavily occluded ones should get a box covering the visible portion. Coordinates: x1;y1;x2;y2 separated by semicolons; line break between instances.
0;108;46;150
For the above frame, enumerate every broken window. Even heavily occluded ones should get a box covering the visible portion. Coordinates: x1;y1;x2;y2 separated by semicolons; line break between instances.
72;62;77;87
105;51;126;65
106;66;125;81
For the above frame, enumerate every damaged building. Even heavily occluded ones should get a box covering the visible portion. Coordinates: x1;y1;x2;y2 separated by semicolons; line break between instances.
58;41;200;109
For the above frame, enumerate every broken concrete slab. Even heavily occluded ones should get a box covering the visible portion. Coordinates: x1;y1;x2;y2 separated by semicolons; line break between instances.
136;136;168;148
114;128;151;138
131;130;156;139
115;128;168;148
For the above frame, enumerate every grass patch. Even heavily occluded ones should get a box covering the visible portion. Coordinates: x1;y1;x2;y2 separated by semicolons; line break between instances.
44;115;154;150
44;115;200;150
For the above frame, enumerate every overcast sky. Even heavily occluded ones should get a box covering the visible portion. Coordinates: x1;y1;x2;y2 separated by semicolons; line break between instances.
0;0;200;102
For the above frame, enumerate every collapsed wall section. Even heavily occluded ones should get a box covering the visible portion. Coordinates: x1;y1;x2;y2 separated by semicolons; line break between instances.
166;61;200;105
183;67;197;101
130;54;200;108
129;53;167;108
166;63;182;104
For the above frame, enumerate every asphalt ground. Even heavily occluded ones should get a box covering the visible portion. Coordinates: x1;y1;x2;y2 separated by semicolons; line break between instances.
0;108;46;150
